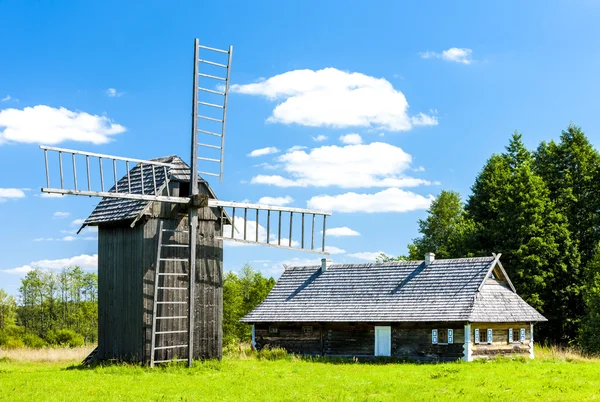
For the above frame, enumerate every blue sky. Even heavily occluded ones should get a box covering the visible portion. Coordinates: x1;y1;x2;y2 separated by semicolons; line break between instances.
2;0;600;295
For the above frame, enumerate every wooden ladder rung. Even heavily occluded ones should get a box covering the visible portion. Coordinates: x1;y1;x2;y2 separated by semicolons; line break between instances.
153;359;187;363
155;330;188;335
154;344;188;350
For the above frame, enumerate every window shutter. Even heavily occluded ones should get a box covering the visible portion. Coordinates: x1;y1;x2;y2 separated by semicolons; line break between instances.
474;328;480;343
509;328;513;343
487;329;493;344
520;328;526;343
432;329;438;344
448;329;453;344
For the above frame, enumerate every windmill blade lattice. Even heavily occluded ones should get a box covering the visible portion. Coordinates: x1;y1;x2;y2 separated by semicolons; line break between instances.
191;39;233;183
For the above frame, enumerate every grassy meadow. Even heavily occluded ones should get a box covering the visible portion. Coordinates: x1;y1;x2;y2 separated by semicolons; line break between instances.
1;346;599;401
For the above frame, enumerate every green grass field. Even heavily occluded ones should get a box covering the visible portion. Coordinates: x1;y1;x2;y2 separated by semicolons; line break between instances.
1;347;599;401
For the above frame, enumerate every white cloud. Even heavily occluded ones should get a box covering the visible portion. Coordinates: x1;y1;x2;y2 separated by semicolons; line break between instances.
250;142;433;188
71;218;85;226
53;211;70;218
223;217;267;244
324;246;346;254
31;235;81;242
106;88;123;97
339;133;362;145
313;135;328;142
307;188;434;213
252;162;280;170
247;146;280;157
1;95;11;102
411;112;438;126
39;193;65;198
413;166;425;172
348;251;386;261
250;175;301;187
0;188;26;202
257;196;294;206
419;48;473;64
0;105;126;145
2;254;98;275
231;68;435;132
325;227;360;237
287;145;307;152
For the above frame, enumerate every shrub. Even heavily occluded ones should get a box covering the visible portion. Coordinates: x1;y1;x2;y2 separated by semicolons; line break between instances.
0;327;25;349
257;346;289;361
45;329;84;347
22;333;47;348
0;336;24;349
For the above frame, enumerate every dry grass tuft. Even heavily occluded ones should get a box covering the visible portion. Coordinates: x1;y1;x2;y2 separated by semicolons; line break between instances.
535;345;599;362
223;342;256;360
0;346;95;363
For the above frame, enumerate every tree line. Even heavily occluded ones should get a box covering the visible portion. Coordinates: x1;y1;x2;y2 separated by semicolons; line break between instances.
380;124;600;353
0;264;274;348
0;266;98;348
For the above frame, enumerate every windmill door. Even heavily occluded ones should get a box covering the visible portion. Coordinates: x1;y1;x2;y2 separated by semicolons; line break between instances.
374;326;391;357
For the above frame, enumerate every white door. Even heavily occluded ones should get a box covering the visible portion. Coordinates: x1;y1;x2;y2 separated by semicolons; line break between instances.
374;326;391;357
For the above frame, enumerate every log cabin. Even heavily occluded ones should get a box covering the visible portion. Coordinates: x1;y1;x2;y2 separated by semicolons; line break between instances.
241;253;547;361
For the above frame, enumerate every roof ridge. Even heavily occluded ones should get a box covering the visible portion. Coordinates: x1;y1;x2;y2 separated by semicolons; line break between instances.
284;255;495;270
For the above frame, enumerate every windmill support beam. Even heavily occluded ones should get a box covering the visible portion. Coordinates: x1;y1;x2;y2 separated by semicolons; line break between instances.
41;188;190;204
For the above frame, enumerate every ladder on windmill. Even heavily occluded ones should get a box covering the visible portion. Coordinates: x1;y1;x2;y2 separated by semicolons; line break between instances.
150;220;192;367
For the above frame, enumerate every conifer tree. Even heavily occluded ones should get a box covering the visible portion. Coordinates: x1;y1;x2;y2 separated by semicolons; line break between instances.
467;132;581;342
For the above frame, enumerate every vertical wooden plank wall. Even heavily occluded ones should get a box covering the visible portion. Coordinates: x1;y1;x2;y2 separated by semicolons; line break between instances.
98;225;144;362
97;182;224;364
142;206;223;363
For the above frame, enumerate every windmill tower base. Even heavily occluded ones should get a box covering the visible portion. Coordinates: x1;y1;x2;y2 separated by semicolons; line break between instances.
95;201;223;364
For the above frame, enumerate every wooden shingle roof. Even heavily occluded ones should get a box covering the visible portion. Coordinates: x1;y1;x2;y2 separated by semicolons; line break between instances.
81;155;219;229
241;256;547;323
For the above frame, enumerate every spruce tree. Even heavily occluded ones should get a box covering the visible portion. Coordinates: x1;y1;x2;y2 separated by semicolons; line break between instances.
466;132;581;342
535;124;600;267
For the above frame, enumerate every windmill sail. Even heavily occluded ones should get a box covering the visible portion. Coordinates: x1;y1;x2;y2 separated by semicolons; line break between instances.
192;40;233;183
213;200;331;254
40;146;190;204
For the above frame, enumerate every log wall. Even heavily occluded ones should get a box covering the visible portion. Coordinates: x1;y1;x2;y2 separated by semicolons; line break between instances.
470;322;531;358
255;322;464;362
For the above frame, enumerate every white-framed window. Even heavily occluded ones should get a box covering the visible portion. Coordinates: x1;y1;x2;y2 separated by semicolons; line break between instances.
520;328;526;343
303;326;313;335
475;328;492;344
508;328;514;343
432;329;438;344
447;329;454;344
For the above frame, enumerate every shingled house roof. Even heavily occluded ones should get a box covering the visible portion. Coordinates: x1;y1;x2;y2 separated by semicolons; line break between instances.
81;155;221;230
241;256;547;323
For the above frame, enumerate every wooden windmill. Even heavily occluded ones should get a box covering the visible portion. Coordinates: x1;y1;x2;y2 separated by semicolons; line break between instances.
39;39;332;367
